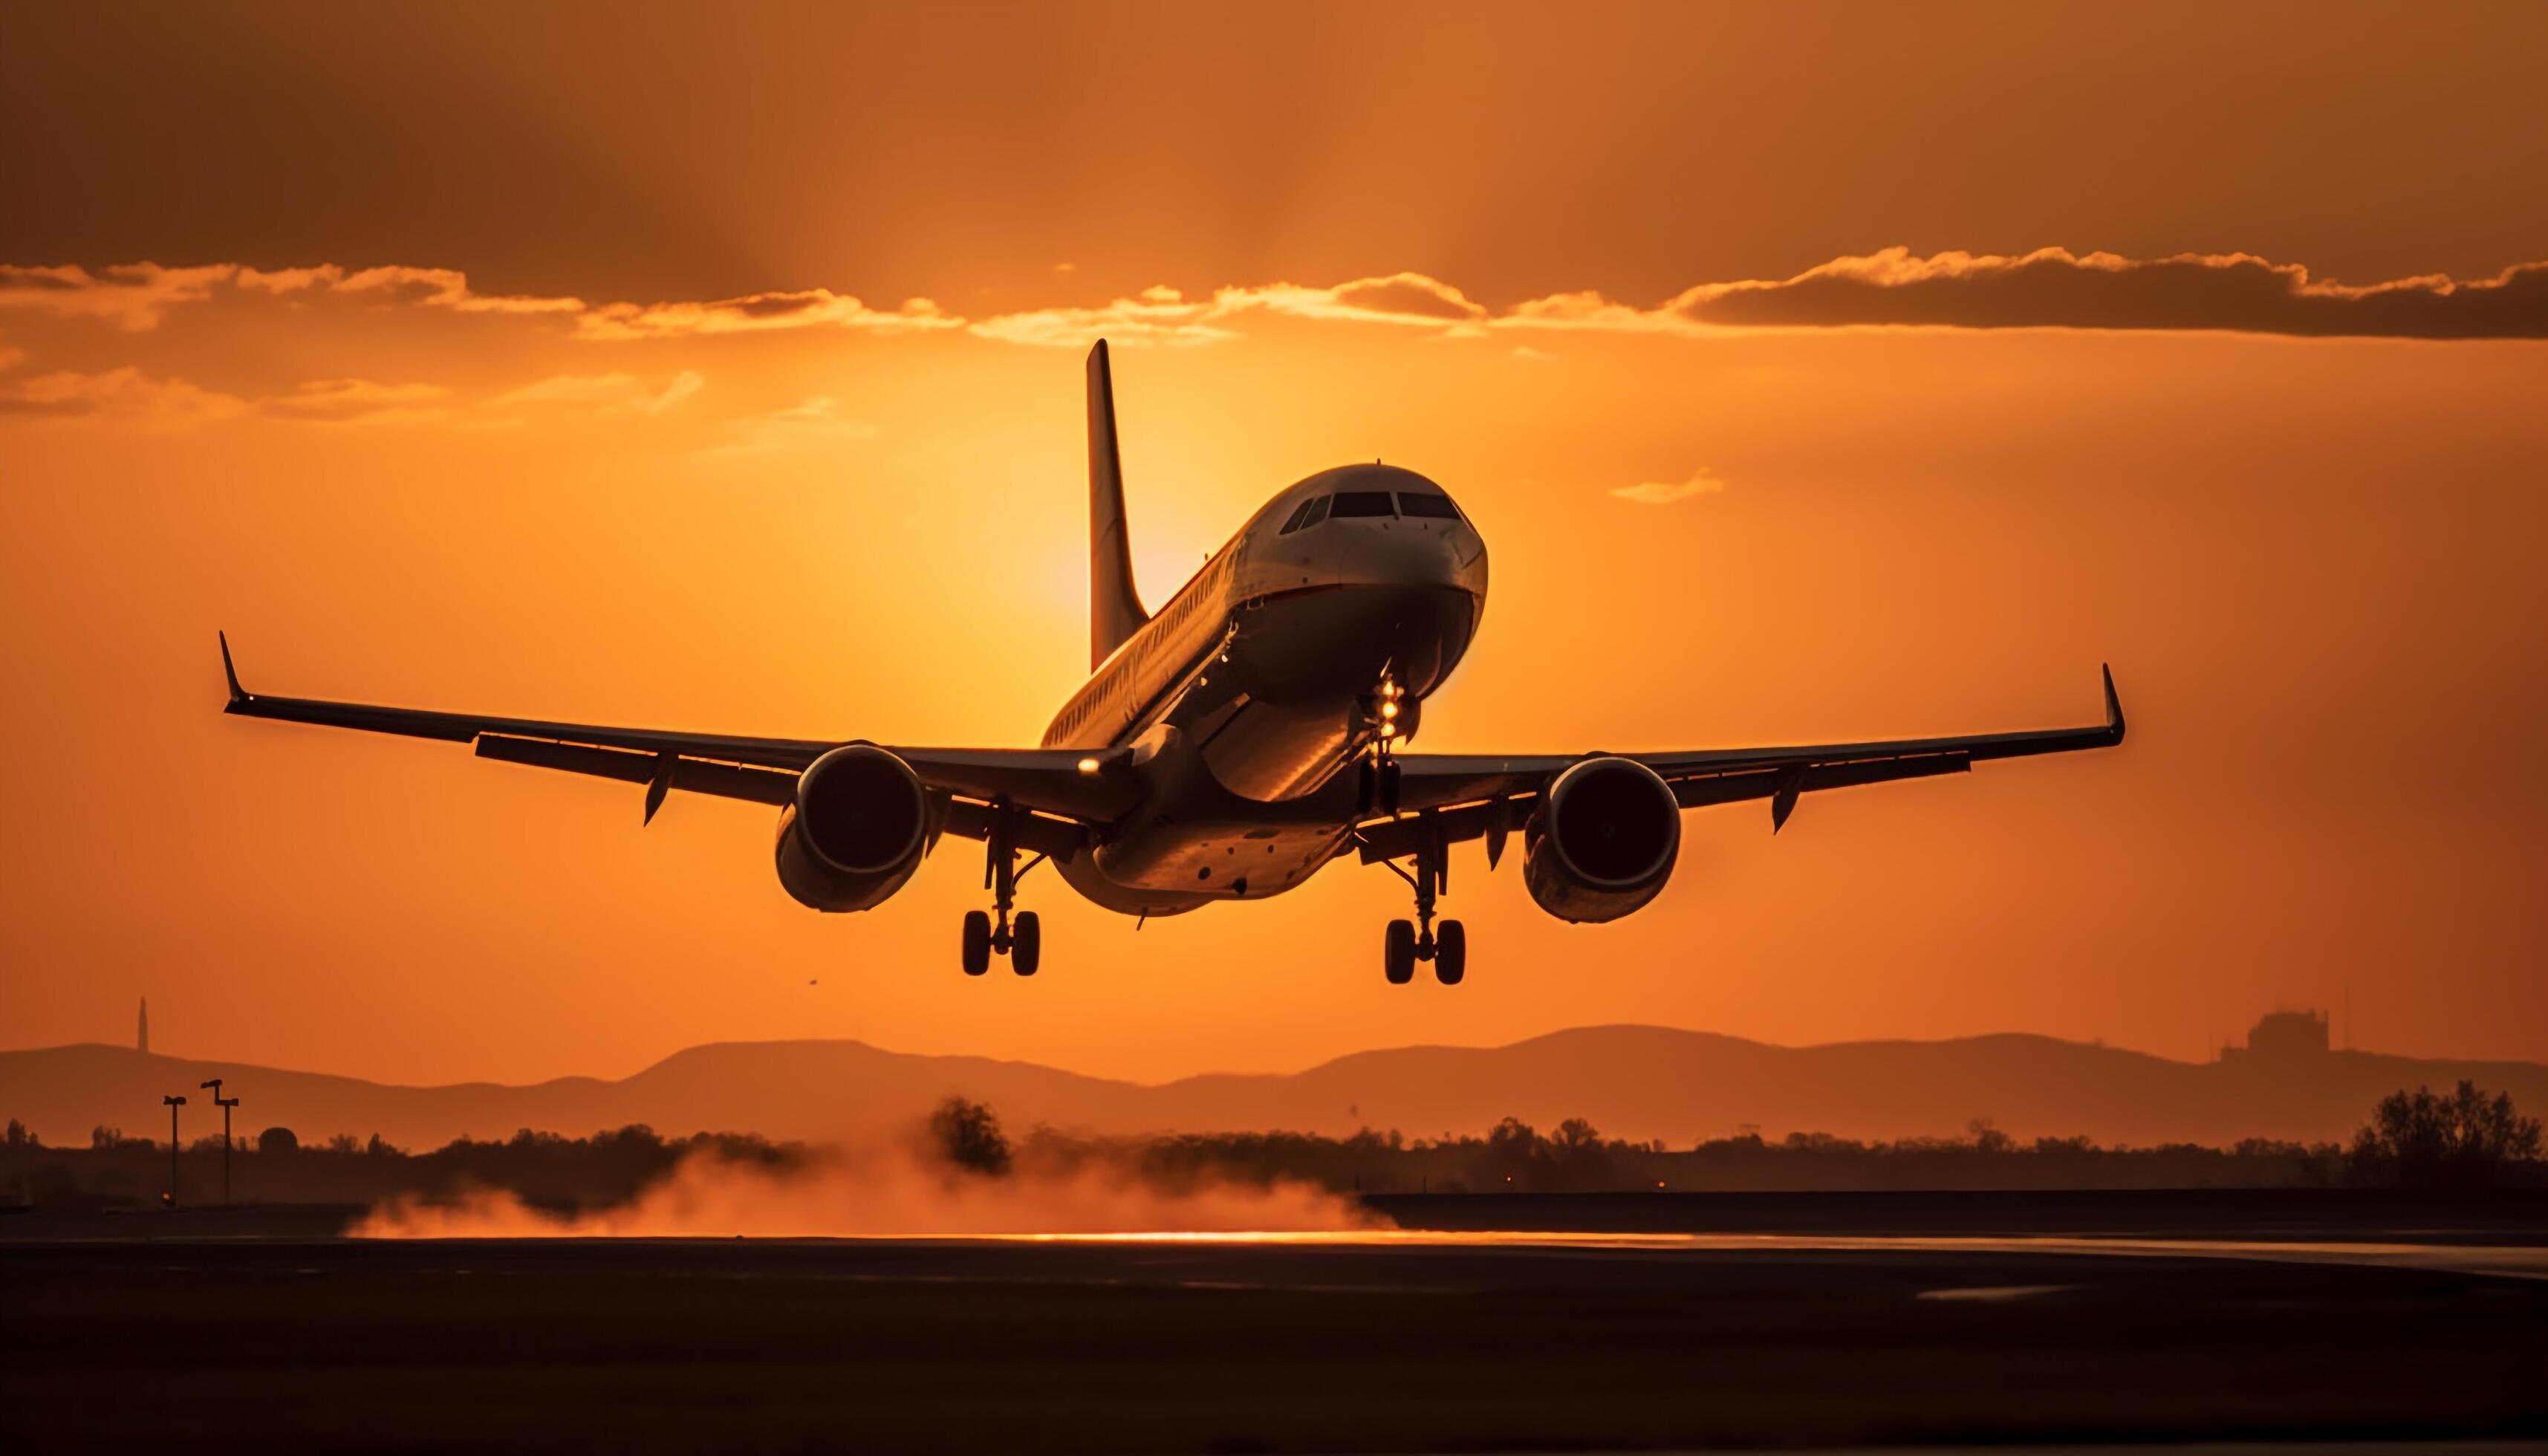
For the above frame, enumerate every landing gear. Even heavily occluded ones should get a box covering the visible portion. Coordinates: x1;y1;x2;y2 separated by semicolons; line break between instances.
1011;910;1041;977
1357;756;1403;817
1384;920;1416;984
1379;813;1468;986
1357;670;1407;817
1434;919;1466;985
962;802;1047;977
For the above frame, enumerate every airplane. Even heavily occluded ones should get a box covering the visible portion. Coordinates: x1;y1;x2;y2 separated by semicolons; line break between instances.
218;339;2126;984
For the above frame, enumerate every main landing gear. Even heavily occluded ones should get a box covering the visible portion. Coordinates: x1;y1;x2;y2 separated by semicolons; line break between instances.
963;804;1044;978
1379;816;1466;987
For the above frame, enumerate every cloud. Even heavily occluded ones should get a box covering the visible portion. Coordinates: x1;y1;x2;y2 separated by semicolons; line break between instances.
493;370;703;415
0;264;236;331
0;343;25;372
970;286;1237;348
1611;467;1727;504
698;395;881;457
0;365;249;425
972;272;1488;348
1218;272;1489;329
10;253;2546;356
575;289;958;341
264;377;455;426
1628;247;2548;341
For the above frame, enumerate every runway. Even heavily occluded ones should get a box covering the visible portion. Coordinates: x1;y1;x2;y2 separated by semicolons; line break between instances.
7;1205;2546;1452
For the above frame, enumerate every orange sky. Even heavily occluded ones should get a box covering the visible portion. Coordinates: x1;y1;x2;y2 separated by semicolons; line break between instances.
4;1;2544;1088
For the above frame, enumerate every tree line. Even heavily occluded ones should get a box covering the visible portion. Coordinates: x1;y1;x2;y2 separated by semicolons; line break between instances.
3;1079;2537;1210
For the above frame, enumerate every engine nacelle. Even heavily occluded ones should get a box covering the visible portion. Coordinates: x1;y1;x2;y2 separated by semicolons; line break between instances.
1521;755;1681;923
773;745;934;912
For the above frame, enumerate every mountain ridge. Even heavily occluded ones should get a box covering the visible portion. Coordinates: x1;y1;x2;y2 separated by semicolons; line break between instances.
7;1025;2541;1153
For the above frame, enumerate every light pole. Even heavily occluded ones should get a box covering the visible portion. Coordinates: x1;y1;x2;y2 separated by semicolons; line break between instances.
161;1094;187;1209
200;1079;239;1206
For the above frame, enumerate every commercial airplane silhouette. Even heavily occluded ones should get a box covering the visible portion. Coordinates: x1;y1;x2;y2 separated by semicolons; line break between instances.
220;340;2125;983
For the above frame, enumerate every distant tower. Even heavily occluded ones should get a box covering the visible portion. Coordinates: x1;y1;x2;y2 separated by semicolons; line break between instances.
137;998;151;1056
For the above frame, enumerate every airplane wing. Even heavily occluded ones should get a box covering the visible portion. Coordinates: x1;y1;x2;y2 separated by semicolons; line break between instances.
1354;666;2125;862
215;634;1133;851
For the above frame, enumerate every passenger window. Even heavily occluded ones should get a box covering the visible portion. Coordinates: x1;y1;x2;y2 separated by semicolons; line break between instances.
1329;491;1395;519
1398;493;1460;519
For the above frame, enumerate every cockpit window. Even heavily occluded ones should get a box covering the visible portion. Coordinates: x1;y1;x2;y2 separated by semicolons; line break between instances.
1328;491;1396;519
1397;493;1460;519
1278;495;1331;533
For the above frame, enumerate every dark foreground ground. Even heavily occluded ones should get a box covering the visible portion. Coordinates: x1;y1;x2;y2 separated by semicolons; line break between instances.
4;1192;2544;1453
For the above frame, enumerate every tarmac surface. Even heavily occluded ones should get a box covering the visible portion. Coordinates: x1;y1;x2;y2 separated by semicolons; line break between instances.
5;1194;2544;1452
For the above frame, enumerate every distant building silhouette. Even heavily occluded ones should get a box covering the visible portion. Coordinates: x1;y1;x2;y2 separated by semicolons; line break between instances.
2222;1009;2330;1063
137;998;149;1056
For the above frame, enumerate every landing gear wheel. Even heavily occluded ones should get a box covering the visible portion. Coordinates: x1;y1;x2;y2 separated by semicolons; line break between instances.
1434;920;1466;985
1011;911;1041;977
1383;919;1417;984
961;910;992;976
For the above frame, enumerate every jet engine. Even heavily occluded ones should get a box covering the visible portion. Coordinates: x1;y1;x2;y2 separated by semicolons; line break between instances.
773;745;935;912
1521;755;1681;923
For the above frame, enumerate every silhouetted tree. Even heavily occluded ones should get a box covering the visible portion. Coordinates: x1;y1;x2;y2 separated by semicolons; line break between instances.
1550;1118;1612;1189
2349;1081;2543;1189
929;1097;1011;1176
1481;1117;1543;1189
5;1119;36;1149
257;1127;299;1155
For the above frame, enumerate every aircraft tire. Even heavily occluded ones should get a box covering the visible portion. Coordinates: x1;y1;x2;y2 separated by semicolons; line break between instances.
961;911;992;976
1012;911;1041;976
1384;920;1417;984
1434;920;1466;985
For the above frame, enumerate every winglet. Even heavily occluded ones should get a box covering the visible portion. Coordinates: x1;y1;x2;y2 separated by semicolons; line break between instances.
218;630;248;705
2101;663;2125;746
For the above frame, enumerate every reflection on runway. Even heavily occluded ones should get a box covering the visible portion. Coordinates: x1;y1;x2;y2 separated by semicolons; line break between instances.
973;1228;2548;1278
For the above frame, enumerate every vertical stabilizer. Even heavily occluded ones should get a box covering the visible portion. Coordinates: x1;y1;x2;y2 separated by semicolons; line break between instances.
1087;339;1149;669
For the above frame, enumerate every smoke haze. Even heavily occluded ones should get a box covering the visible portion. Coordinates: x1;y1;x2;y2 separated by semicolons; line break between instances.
355;1137;1379;1239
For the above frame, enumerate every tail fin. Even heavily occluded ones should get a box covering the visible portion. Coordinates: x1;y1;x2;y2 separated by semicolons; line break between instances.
1086;339;1149;669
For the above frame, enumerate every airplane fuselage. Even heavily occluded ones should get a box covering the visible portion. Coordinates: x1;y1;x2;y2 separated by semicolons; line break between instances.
1041;463;1488;916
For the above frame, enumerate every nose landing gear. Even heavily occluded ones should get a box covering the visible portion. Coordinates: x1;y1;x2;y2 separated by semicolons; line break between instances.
963;803;1044;977
1356;671;1408;817
1379;814;1466;986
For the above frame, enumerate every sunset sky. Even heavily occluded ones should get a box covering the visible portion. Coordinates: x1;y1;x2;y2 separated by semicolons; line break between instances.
4;1;2544;1091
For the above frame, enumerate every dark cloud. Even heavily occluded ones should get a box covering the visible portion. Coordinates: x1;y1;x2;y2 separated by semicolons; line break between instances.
1670;250;2548;340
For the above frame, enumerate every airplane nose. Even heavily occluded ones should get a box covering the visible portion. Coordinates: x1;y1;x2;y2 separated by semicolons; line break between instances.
1352;519;1487;599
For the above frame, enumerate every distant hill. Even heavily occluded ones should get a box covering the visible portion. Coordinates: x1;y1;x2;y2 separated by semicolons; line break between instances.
7;1026;2544;1152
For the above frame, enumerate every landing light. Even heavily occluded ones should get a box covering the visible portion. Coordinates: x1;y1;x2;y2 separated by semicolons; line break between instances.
1380;701;1399;720
1076;757;1102;776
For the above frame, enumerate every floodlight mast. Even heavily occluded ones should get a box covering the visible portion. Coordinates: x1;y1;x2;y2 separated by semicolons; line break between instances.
201;1079;239;1206
161;1094;187;1209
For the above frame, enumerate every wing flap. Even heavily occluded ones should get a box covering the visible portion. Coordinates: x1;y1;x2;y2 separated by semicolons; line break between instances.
219;634;1137;828
1362;666;2122;847
475;735;799;807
